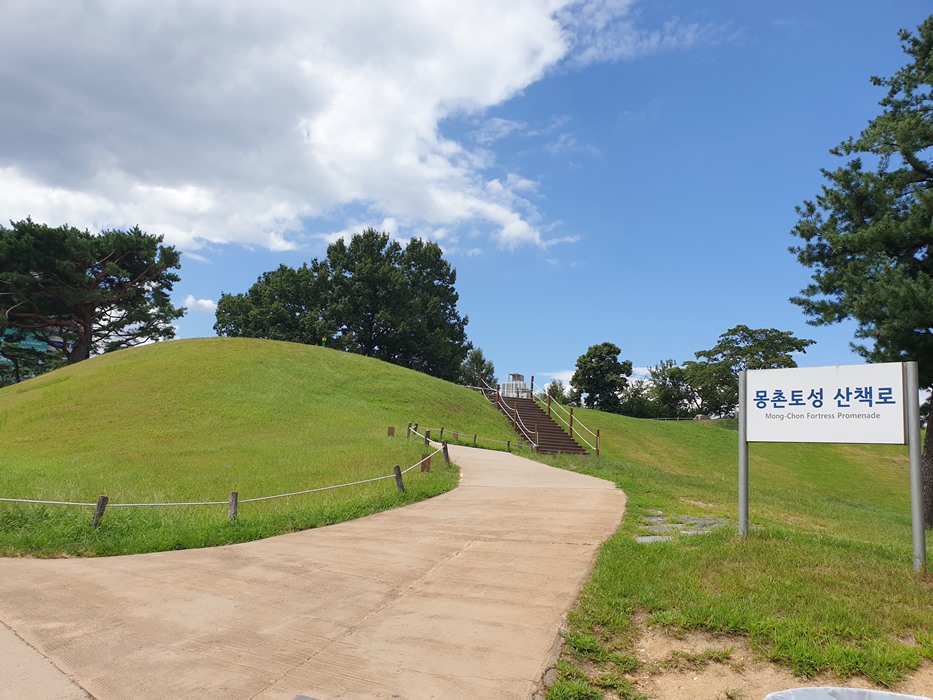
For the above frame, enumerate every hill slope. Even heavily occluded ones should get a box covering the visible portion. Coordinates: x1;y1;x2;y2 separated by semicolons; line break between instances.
0;337;515;555
535;408;933;692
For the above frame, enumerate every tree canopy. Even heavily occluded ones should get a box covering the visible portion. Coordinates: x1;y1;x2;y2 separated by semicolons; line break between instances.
0;219;184;365
684;325;815;417
790;16;933;525
214;264;331;345
647;360;695;418
537;378;569;405
603;328;815;420
215;229;469;382
570;342;632;413
459;347;497;388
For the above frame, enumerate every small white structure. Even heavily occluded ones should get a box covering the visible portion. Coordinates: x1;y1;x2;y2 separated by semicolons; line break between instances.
500;373;529;399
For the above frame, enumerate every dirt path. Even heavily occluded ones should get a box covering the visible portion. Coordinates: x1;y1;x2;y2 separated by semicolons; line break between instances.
0;445;626;699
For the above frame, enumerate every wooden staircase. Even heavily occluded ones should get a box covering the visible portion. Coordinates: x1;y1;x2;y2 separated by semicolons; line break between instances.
496;396;588;456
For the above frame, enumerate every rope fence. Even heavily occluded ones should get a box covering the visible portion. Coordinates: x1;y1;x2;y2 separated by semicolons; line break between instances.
492;396;540;450
532;390;599;456
405;422;532;453
0;440;447;529
466;379;599;457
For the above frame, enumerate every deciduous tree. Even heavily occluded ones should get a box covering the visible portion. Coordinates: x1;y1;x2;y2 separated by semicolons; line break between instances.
537;378;568;404
214;264;332;345
687;325;815;417
570;342;632;413
460;347;497;388
215;229;469;382
648;359;695;418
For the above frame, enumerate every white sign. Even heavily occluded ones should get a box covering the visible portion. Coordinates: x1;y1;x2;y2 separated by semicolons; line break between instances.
746;363;905;444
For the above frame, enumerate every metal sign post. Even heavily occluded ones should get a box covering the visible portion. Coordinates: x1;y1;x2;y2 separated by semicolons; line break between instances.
905;362;926;572
738;370;749;538
739;362;926;572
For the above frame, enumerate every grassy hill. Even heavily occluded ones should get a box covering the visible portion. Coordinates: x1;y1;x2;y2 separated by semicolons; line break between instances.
537;408;933;694
0;337;516;556
3;341;931;689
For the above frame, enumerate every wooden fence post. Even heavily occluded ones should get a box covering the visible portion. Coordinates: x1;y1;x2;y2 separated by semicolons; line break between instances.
406;422;412;438
393;465;405;493
91;495;109;529
442;441;450;466
507;440;511;452
421;454;431;472
424;429;431;445
228;491;238;522
569;407;574;437
387;426;395;437
439;427;444;440
596;428;600;458
473;434;477;446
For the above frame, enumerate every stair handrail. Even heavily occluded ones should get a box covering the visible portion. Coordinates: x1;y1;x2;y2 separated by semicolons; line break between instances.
482;383;539;451
464;379;499;401
533;390;599;456
496;394;540;451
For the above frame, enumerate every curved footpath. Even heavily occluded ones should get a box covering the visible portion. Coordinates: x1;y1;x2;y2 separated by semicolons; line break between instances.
0;445;626;700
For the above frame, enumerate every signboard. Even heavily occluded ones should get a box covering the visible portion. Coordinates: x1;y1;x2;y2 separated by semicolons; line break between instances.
739;361;925;572
746;363;905;444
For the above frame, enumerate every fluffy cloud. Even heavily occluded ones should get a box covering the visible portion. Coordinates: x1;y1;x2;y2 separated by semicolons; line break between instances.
183;295;218;314
0;1;716;254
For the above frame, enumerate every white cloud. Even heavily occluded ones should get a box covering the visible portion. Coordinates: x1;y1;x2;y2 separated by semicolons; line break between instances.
314;218;402;246
183;295;218;314
631;366;652;381
0;1;723;254
539;370;575;385
474;118;528;145
557;0;728;67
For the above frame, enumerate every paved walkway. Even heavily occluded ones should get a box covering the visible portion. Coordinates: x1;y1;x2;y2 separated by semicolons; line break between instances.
0;445;626;699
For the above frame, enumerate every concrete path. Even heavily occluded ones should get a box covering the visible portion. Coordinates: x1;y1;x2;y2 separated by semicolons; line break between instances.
0;445;626;699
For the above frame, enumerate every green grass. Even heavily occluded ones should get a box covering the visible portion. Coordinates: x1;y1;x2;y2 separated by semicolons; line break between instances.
5;341;933;689
537;409;933;690
0;337;518;556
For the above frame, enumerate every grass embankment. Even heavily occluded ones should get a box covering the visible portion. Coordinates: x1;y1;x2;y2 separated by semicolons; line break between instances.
0;337;515;557
541;411;933;697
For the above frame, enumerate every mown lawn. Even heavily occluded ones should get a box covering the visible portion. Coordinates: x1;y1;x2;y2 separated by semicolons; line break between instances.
0;337;516;556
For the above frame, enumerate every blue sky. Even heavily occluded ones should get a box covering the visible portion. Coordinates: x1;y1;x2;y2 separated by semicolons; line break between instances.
2;1;930;385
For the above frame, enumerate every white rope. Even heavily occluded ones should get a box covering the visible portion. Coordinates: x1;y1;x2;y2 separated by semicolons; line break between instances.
412;425;523;448
493;395;539;448
400;446;444;474
239;473;397;503
110;500;227;507
533;392;597;451
0;446;448;509
0;497;97;506
536;392;598;440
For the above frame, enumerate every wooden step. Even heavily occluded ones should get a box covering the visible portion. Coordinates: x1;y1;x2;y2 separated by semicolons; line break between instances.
493;396;588;455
